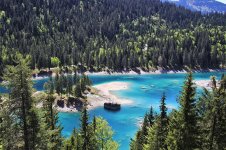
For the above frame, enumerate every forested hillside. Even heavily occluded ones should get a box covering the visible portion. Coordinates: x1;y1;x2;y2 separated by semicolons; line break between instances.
0;0;226;74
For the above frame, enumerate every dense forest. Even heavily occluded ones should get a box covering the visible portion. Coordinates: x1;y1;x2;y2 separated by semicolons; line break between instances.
0;0;226;76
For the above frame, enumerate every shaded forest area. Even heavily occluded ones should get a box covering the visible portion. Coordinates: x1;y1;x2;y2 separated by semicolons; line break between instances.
0;0;226;75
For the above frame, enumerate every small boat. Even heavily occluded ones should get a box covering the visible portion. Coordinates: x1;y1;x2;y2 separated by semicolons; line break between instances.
104;103;121;111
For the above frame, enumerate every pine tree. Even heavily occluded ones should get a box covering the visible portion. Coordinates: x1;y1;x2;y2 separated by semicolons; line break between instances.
148;106;155;127
144;94;168;150
159;93;168;149
0;96;16;149
93;116;97;132
44;81;63;150
3;53;46;149
166;72;198;150
130;106;156;150
55;72;61;95
140;113;149;144
74;83;82;98
197;74;226;149
65;129;82;150
66;75;73;95
80;107;89;150
157;93;168;149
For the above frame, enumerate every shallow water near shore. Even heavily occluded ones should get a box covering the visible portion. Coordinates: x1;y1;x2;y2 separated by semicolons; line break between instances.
0;71;225;149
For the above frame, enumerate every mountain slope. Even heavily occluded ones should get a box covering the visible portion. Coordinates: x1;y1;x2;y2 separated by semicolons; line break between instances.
163;0;226;13
0;0;226;73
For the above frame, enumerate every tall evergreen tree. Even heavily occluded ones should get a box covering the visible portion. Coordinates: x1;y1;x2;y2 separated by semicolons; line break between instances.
166;72;198;150
55;72;61;95
158;93;168;149
80;107;89;150
144;94;168;150
197;74;226;149
43;81;63;150
148;106;155;127
2;53;47;149
130;106;156;150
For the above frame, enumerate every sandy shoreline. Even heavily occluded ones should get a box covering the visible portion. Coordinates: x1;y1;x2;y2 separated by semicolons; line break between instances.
84;69;226;76
57;82;133;112
87;82;133;110
32;69;226;80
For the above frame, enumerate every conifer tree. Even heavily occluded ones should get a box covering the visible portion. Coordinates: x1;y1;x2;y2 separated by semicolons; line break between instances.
93;116;97;132
80;107;89;150
74;83;82;98
131;106;156;150
197;74;226;149
158;93;168;149
63;129;82;150
3;53;46;149
55;72;61;95
166;72;198;150
144;94;168;150
140;113;149;144
0;96;16;149
43;81;63;150
148;106;155;127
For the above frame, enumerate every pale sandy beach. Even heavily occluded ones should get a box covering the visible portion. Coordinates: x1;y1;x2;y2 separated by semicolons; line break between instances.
84;69;187;75
88;82;133;109
84;68;226;76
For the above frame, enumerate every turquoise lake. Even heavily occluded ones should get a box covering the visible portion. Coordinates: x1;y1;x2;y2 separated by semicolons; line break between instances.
1;71;225;149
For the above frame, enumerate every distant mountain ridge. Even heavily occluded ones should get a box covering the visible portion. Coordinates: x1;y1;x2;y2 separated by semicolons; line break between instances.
162;0;226;13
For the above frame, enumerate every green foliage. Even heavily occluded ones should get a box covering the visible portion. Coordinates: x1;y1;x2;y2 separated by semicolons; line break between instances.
92;117;119;150
63;109;118;150
80;107;89;150
0;0;226;73
43;80;63;149
51;57;61;67
197;74;226;149
1;53;48;149
144;94;168;150
50;71;91;97
130;106;156;150
166;72;199;149
74;83;82;98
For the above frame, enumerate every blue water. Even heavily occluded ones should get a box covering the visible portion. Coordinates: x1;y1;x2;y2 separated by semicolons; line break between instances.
0;72;225;149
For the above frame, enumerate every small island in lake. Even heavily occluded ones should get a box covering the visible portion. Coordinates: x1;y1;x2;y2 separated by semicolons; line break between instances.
55;81;132;112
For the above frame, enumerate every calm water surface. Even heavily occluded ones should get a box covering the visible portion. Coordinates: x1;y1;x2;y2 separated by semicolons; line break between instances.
1;72;225;149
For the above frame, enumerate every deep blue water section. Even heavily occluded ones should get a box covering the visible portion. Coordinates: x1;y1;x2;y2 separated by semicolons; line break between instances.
0;71;225;149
